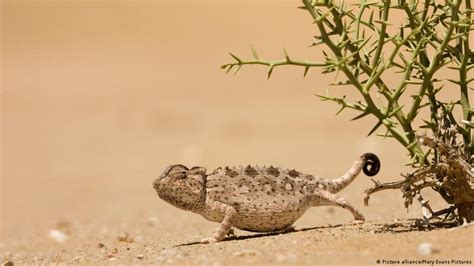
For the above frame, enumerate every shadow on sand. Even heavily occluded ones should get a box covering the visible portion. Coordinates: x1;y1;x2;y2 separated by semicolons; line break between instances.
173;218;458;247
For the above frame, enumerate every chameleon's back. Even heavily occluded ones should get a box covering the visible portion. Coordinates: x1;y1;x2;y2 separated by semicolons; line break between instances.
205;165;325;232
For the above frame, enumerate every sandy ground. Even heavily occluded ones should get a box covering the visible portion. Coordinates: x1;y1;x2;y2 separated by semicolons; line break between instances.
1;1;473;265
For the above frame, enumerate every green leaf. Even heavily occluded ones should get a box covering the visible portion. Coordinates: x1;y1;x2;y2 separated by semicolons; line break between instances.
367;120;383;137
303;66;310;77
283;48;290;61
330;80;352;86
421;149;432;163
309;41;324;47
337;39;350;48
229;53;242;64
315;6;336;23
267;65;275;79
420;119;437;131
373;20;392;26
406;80;423;85
351;110;370;121
233;65;242;75
388;105;405;117
336;105;346;115
322;50;329;58
225;65;234;74
398;52;408;64
447;79;461;85
406;139;419;150
433;84;445;94
376;129;393;139
368;10;374;24
251;46;259;60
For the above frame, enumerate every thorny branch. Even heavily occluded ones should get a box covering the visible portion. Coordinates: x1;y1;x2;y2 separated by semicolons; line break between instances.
221;0;474;223
222;0;473;166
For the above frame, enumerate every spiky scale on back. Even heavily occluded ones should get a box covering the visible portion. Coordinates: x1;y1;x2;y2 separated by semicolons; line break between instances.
153;153;381;243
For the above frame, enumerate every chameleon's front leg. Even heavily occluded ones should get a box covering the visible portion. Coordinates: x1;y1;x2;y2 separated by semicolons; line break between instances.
200;199;237;244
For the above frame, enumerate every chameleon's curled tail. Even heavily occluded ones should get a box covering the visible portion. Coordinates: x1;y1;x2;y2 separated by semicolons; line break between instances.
325;153;381;193
361;152;380;176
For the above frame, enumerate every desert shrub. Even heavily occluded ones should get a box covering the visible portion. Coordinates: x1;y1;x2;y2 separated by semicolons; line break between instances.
222;0;473;223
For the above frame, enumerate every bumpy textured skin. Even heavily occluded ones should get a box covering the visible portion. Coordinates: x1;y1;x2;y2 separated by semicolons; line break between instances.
153;153;380;243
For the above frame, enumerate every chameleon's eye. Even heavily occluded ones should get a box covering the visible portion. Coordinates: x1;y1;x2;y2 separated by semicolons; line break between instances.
170;171;187;179
167;165;188;177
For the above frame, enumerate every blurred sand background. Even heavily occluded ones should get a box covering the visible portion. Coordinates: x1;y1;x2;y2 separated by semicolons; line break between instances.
1;0;473;264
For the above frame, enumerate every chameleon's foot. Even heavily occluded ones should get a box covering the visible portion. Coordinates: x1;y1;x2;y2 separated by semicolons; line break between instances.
279;225;295;233
351;210;365;223
351;219;365;225
226;228;236;238
200;237;219;244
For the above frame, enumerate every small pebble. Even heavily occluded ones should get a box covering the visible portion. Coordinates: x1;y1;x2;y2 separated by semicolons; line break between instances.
134;235;144;242
97;243;106;249
276;253;297;262
106;248;119;259
417;242;439;255
117;232;134;243
2;260;14;266
48;229;68;243
147;217;159;226
232;249;260;257
136;254;144;260
156;248;186;264
159;248;177;256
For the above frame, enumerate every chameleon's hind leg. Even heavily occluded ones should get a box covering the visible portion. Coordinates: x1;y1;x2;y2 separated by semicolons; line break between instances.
312;190;365;224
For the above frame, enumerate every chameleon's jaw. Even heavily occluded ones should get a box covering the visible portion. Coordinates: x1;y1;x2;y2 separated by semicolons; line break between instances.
153;177;177;193
154;179;205;212
152;177;161;191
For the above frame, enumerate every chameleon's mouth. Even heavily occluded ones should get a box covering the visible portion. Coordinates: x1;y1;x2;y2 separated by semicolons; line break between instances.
152;178;162;191
154;175;187;194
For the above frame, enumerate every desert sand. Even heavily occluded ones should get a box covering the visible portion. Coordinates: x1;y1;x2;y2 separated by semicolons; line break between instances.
1;1;473;265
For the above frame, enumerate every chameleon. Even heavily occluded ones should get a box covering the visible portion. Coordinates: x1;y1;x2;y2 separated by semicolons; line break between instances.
153;153;380;243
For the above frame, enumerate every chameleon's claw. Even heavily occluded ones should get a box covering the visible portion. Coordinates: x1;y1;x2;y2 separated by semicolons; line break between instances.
351;219;365;225
200;237;219;244
226;228;236;238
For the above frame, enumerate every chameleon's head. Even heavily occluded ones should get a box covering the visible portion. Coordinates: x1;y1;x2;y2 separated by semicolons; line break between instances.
153;164;207;211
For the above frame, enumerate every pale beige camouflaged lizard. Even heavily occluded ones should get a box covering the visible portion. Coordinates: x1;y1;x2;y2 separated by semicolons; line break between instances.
153;153;380;243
